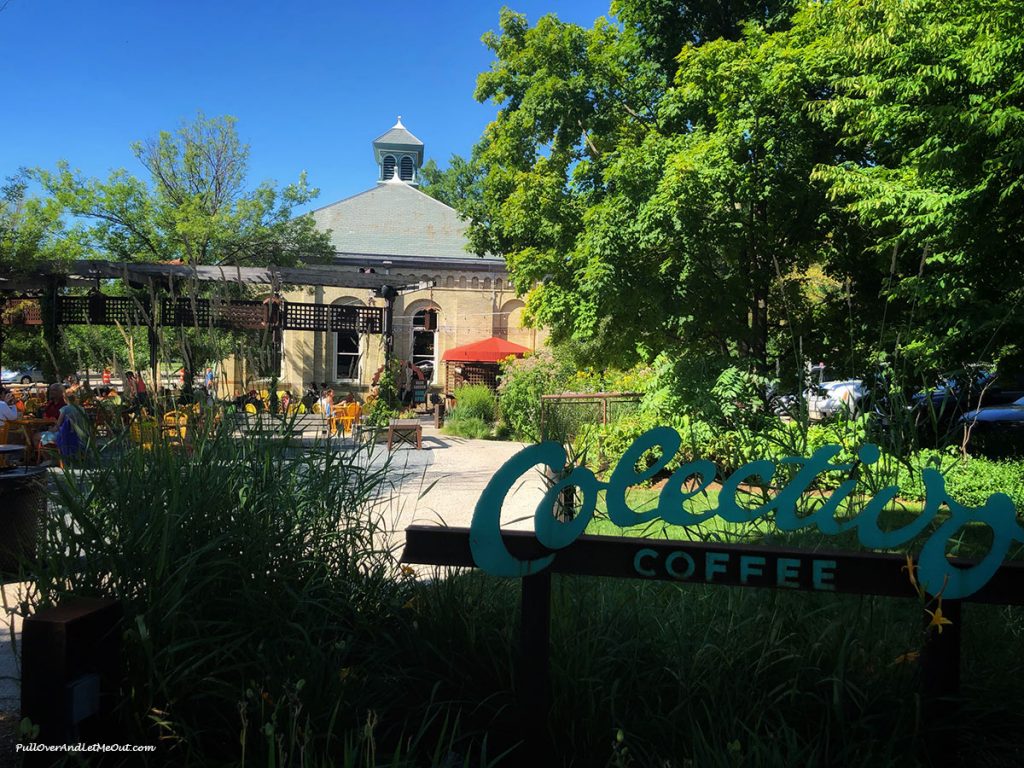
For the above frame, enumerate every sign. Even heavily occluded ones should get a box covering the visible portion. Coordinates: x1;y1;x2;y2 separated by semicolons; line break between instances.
467;427;1023;600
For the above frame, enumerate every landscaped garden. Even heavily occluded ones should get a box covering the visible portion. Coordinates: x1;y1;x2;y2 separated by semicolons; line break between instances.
4;0;1024;764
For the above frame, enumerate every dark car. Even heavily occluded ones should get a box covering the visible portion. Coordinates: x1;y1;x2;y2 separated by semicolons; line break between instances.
959;396;1024;458
912;369;1024;439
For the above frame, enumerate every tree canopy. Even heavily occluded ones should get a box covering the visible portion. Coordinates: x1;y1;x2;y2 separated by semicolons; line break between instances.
36;113;334;268
451;0;1024;382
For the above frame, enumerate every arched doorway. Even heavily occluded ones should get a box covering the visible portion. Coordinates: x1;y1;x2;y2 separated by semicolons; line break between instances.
408;302;440;384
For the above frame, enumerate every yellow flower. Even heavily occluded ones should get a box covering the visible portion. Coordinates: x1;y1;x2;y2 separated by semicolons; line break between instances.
400;564;416;577
926;604;954;635
893;650;921;665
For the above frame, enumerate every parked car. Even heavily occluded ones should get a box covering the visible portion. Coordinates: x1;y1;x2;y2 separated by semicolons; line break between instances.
911;368;1024;438
795;364;865;421
1;366;45;385
959;396;1024;457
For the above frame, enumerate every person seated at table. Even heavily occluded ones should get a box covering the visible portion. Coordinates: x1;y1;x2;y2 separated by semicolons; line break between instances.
37;388;86;459
64;374;81;397
40;383;66;420
318;388;334;415
0;387;18;425
98;386;122;407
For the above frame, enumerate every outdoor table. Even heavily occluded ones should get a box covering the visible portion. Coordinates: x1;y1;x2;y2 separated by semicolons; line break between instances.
0;443;27;467
8;418;56;446
387;418;422;450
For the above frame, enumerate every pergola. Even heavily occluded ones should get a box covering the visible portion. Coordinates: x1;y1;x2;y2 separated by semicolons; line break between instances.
0;260;431;386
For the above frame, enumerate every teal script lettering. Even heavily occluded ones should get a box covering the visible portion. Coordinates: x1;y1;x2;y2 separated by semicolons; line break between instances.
469;428;1024;599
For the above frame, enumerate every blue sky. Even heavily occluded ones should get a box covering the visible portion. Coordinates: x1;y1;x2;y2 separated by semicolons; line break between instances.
1;0;609;212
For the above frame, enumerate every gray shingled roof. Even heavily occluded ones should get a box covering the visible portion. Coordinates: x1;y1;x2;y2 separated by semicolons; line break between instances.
310;180;497;261
372;122;423;147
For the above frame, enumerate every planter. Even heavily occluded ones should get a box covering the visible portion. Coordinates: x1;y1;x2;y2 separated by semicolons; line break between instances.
0;466;47;577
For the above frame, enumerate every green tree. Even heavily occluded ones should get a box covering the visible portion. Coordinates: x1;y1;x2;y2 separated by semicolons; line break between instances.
466;5;830;372
805;0;1024;374
0;170;67;271
37;113;333;267
419;154;484;212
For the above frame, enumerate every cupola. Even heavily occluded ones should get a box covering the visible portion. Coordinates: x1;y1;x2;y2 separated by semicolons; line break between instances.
373;116;424;185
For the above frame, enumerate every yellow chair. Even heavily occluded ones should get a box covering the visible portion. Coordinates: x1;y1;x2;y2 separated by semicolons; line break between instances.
162;410;188;443
130;418;159;450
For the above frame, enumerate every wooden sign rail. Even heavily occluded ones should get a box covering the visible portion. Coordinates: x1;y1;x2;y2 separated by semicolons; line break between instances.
402;524;1022;761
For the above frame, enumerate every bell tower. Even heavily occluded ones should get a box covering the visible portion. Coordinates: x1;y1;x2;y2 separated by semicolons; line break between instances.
373;116;424;185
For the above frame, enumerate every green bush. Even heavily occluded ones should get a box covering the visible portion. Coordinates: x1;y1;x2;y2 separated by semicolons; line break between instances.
497;350;569;441
451;384;497;423
442;415;493;439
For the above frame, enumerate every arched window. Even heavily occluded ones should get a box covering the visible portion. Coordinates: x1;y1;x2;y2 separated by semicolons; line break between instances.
382;155;396;180
411;305;440;384
333;297;364;381
399;156;414;181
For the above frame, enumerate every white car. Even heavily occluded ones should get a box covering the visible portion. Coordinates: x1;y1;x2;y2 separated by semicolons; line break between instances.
1;366;45;385
803;365;864;420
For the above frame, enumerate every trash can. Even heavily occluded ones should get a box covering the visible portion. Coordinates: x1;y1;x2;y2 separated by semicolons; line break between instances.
0;466;47;576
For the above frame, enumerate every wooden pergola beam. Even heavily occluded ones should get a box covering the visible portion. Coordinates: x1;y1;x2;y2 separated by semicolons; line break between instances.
0;260;406;291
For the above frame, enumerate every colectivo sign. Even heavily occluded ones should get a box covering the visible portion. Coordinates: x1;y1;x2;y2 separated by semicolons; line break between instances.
466;427;1022;600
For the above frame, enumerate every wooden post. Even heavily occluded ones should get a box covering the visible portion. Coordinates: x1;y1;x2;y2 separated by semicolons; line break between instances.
21;598;122;754
519;570;552;762
921;600;961;761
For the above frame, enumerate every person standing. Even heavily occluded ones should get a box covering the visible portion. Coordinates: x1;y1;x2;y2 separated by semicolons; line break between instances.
134;371;150;410
122;371;136;404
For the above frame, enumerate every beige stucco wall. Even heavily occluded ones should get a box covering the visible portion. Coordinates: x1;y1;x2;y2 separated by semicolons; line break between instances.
273;266;543;394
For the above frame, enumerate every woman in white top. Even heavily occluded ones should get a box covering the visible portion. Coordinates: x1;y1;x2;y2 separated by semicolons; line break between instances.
0;388;18;424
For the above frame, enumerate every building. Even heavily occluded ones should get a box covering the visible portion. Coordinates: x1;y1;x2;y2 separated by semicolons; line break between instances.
277;118;538;395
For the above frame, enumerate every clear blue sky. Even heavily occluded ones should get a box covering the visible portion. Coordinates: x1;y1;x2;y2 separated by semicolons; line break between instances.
1;0;609;212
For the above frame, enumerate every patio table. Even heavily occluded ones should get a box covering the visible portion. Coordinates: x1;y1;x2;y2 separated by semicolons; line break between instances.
387;419;422;450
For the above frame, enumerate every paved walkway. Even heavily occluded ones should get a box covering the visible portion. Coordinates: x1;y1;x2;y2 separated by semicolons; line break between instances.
363;424;546;541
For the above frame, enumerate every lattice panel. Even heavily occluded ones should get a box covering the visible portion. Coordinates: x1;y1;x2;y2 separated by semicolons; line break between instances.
161;297;210;327
161;298;265;329
332;305;383;334
57;295;149;326
218;301;266;330
280;301;330;331
1;298;43;326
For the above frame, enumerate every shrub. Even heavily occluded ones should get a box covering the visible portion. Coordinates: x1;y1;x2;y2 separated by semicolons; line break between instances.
21;421;492;764
451;384;497;423
443;415;493;439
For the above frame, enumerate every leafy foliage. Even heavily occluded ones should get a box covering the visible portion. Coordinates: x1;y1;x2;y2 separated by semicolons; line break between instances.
457;0;1024;385
36;113;334;268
